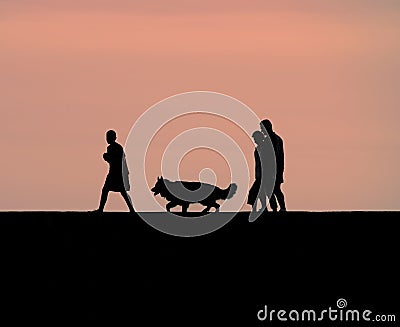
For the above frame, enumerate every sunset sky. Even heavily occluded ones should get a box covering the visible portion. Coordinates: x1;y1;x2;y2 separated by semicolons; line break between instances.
1;0;399;211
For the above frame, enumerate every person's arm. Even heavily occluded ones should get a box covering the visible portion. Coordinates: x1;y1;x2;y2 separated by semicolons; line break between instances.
278;136;284;173
122;152;129;175
255;149;262;179
103;145;111;162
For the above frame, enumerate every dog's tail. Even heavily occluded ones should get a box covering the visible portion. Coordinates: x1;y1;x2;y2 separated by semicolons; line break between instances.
222;183;238;200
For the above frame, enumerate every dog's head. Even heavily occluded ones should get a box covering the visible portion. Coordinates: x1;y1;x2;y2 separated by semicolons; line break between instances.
151;176;166;196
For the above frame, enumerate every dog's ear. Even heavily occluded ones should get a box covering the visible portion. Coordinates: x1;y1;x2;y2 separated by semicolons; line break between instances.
157;176;160;181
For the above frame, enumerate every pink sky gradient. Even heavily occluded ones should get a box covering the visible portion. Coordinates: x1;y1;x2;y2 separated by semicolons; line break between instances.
1;1;399;211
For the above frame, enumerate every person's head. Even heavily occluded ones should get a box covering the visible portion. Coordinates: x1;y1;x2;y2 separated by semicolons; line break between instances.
260;119;273;135
252;130;264;146
106;130;117;144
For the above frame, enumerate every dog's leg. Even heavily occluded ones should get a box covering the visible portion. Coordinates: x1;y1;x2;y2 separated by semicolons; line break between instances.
182;203;189;213
212;202;220;212
166;202;178;212
202;206;211;213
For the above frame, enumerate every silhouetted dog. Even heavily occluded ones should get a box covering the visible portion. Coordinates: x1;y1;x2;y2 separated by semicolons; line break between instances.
151;176;237;213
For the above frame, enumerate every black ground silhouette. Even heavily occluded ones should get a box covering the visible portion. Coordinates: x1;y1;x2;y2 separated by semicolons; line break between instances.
0;211;398;324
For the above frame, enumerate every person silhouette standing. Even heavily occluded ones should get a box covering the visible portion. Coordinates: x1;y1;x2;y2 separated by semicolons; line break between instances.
93;130;134;213
260;119;286;212
248;129;278;213
247;131;269;212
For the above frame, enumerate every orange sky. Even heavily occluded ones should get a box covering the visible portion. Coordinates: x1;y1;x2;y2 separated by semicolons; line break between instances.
1;1;399;211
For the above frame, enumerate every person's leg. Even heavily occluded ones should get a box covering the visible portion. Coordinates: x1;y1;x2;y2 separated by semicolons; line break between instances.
252;199;258;212
98;187;109;212
269;194;278;212
248;180;259;212
120;190;135;212
259;196;267;212
274;183;286;211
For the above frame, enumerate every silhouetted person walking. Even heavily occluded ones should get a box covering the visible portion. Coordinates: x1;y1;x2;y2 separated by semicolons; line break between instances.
247;131;269;212
260;119;286;212
93;130;134;213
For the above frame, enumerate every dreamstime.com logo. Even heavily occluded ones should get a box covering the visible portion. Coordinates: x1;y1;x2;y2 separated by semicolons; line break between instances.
257;298;396;323
125;91;276;237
